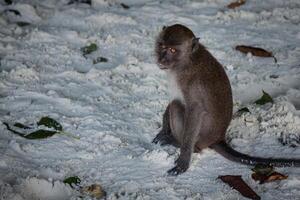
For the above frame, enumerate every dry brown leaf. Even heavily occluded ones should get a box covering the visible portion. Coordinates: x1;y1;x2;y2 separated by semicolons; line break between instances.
81;184;106;199
235;45;277;63
252;172;288;184
266;172;288;182
227;0;246;9
251;173;269;184
218;175;261;200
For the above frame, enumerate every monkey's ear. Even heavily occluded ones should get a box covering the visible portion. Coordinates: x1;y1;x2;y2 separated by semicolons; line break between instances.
162;26;167;30
192;37;200;52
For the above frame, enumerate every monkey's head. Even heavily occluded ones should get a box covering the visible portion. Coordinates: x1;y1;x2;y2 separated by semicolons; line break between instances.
155;24;199;70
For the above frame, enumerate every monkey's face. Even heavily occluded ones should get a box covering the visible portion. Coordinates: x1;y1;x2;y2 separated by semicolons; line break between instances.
155;42;183;69
155;24;196;70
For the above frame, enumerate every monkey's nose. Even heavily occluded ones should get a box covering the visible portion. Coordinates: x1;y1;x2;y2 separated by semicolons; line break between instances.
157;63;168;69
158;57;166;65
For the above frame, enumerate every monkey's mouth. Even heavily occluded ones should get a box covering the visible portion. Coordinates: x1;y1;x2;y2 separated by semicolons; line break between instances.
159;66;168;70
157;63;168;70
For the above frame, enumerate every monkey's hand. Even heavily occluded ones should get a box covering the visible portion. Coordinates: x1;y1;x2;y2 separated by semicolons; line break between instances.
152;130;165;144
152;131;177;146
167;154;190;176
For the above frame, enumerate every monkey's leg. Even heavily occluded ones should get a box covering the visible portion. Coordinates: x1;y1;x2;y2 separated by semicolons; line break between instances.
167;100;192;176
168;106;207;176
152;104;179;147
169;100;184;142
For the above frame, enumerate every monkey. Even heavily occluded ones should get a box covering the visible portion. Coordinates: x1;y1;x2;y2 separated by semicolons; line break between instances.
152;24;300;176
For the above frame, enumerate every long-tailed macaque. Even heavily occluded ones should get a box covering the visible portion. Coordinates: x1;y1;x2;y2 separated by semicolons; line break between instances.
152;24;300;175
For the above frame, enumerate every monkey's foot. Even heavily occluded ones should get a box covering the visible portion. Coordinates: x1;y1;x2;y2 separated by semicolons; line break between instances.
152;131;178;146
167;164;188;176
167;155;190;176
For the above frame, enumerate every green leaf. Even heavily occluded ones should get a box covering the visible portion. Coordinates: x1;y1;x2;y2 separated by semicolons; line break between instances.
120;3;130;9
3;118;77;140
254;90;273;105
269;75;279;79
63;176;81;188
251;164;274;176
24;130;57;139
5;9;21;16
16;22;31;27
237;107;250;114
14;122;31;129
93;57;108;64
3;122;27;138
81;43;98;56
37;117;63;131
5;0;13;5
4;122;58;139
68;0;91;5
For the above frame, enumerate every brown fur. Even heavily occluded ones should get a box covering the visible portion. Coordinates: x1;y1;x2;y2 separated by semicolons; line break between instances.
153;24;300;175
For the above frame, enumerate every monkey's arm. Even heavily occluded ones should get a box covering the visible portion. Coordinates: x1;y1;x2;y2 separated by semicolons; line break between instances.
168;104;207;175
152;105;179;147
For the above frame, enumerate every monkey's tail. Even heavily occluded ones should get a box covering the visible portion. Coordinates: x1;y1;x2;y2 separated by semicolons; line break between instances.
210;141;300;167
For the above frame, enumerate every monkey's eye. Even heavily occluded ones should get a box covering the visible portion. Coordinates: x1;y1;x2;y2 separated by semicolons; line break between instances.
169;48;176;53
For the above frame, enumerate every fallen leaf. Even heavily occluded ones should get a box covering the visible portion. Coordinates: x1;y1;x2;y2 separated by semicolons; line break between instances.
120;3;130;9
3;122;57;139
3;122;30;138
251;164;274;175
81;43;98;56
23;130;57;139
5;0;13;5
227;0;246;9
251;164;288;184
237;107;250;115
63;176;81;188
235;45;277;63
218;175;261;200
16;22;31;27
81;184;106;199
254;90;273;105
266;172;288;182
251;173;269;184
5;9;21;16
269;74;279;79
93;57;108;64
37;116;63;131
68;0;91;5
252;171;288;184
13;122;31;129
3;117;79;140
233;107;250;118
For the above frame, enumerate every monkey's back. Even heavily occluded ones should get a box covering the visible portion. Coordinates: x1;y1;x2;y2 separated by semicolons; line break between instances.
184;46;233;146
